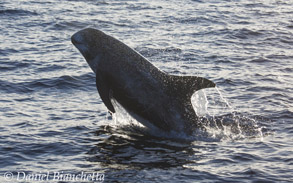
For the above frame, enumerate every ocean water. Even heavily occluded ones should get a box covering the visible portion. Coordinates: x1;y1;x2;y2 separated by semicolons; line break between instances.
0;0;292;182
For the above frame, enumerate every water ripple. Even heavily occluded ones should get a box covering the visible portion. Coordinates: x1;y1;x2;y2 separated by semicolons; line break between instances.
0;73;95;93
0;9;38;16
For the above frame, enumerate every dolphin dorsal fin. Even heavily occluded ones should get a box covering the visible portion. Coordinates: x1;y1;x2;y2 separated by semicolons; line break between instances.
166;75;216;101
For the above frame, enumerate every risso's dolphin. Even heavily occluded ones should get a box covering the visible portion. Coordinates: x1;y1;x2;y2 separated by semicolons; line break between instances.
71;28;215;135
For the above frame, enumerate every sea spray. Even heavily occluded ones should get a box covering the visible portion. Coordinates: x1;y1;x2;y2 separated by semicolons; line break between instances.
191;87;265;140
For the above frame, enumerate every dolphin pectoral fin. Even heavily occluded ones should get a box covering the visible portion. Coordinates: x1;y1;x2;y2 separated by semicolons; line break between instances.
96;74;115;113
168;75;216;100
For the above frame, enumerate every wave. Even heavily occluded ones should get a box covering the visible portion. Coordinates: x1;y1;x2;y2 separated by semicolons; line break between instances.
0;9;38;16
0;60;30;71
137;47;182;58
46;21;90;31
0;73;95;93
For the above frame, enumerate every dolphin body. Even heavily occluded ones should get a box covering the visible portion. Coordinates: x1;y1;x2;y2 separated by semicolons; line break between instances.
71;28;215;135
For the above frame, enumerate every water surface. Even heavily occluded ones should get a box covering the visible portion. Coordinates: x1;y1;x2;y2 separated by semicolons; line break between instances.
0;0;292;182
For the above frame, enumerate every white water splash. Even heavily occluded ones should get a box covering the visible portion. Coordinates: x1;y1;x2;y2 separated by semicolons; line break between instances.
192;87;234;117
192;90;209;117
191;87;264;140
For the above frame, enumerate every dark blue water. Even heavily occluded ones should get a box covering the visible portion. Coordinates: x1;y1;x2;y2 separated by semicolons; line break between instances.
1;0;292;182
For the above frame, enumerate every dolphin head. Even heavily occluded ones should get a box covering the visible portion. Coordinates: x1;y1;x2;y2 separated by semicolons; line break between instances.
71;28;107;73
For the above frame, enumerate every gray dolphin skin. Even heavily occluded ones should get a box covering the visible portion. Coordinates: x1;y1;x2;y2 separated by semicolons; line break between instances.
71;28;215;135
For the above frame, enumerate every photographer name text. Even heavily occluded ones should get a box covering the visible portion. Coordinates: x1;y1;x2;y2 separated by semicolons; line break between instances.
3;171;104;182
